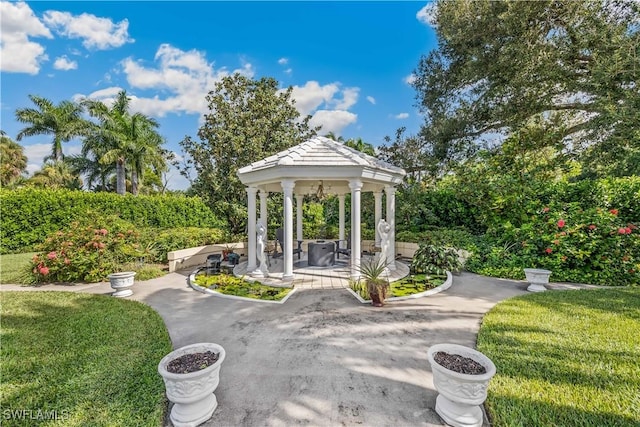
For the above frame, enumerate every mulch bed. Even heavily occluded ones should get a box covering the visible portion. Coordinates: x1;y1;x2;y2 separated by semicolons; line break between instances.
166;351;219;374
434;351;487;375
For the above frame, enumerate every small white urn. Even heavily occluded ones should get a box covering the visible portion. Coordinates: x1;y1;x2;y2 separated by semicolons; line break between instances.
427;343;496;427
158;343;226;427
523;268;552;292
107;271;136;297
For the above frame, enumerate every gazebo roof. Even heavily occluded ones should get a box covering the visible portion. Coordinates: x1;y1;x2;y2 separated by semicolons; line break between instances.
238;136;406;192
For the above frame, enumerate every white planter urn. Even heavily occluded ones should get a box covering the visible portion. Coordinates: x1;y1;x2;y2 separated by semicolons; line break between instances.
158;343;226;427
523;268;552;292
427;343;496;427
107;271;136;297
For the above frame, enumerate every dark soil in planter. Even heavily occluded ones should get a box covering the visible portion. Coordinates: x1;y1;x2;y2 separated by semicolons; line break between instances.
434;351;487;375
167;351;219;374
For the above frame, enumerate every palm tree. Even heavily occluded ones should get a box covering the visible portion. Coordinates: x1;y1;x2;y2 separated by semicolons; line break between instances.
15;95;88;162
83;91;165;195
0;131;28;187
345;137;376;156
323;132;345;142
27;161;82;189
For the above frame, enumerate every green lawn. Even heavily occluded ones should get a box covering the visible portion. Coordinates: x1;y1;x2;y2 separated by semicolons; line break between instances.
478;288;640;427
0;252;36;284
1;292;172;426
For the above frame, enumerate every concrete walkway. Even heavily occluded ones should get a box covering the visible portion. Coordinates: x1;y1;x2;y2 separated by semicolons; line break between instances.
2;271;543;426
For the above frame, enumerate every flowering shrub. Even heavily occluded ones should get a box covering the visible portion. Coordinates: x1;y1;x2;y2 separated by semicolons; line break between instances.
30;214;146;283
468;205;639;285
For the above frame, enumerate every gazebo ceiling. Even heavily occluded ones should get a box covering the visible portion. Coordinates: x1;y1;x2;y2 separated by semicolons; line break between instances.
237;136;406;193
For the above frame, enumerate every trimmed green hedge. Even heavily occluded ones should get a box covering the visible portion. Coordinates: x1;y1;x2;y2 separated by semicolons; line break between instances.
0;188;221;253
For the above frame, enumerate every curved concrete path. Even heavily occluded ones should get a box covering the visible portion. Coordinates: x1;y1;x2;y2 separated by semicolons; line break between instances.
2;271;541;426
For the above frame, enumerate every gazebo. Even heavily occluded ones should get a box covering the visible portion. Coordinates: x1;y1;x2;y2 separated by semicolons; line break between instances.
237;136;406;280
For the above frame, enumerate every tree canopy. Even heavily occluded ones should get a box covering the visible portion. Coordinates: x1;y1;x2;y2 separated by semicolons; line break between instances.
414;0;640;177
180;73;317;233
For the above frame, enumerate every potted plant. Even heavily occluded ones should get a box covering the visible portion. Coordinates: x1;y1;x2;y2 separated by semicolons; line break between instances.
357;258;390;307
107;271;136;298
427;343;496;427
222;243;237;261
158;342;226;427
523;268;552;292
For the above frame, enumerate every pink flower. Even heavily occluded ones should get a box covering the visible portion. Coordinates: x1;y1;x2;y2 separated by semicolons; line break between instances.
99;228;108;235
560;231;567;236
47;251;57;260
542;207;550;213
553;239;560;245
64;258;71;265
610;209;619;215
588;224;596;230
97;242;106;249
38;266;49;275
557;219;566;228
545;248;553;254
618;228;628;235
624;227;632;235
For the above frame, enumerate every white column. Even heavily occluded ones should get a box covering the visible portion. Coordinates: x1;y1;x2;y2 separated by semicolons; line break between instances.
385;185;396;270
259;190;268;236
349;179;363;279
338;194;345;248
282;180;295;280
246;186;258;272
295;194;303;242
374;191;383;248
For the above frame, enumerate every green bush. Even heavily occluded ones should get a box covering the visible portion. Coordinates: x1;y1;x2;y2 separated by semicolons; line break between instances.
396;227;480;252
411;244;462;275
141;227;226;263
0;188;221;253
467;205;639;285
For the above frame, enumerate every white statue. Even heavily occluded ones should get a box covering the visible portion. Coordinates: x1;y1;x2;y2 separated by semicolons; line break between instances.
254;221;268;277
377;219;391;269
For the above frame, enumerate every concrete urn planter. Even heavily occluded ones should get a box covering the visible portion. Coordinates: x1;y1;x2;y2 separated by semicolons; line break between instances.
427;343;496;427
523;268;552;292
107;271;136;298
158;343;226;427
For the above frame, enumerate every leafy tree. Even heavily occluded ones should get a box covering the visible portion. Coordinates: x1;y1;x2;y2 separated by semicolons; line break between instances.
344;137;376;156
83;91;165;195
414;0;640;177
15;95;88;162
181;73;317;234
27;161;82;189
0;131;27;187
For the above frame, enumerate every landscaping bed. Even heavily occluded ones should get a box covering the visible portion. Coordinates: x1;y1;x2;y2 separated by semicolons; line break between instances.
192;272;293;302
478;287;640;427
0;291;172;427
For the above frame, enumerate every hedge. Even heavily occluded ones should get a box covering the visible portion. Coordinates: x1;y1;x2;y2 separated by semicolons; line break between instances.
0;188;222;253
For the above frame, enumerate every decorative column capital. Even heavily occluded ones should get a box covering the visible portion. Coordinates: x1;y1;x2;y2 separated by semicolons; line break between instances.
338;193;346;200
373;190;383;197
246;186;258;196
384;185;396;196
295;193;304;202
259;189;269;198
281;180;295;192
348;179;363;191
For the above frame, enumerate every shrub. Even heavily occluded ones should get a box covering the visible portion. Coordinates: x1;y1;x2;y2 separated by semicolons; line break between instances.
411;244;462;275
0;188;221;253
140;227;226;263
30;213;147;283
467;205;639;285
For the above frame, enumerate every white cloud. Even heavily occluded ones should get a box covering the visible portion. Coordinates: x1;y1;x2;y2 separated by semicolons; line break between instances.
404;73;417;85
0;1;52;74
278;57;288;65
334;87;359;110
416;3;438;27
284;68;292;75
43;10;133;50
23;142;81;175
366;96;376;105
75;44;254;118
290;81;341;116
53;55;77;70
74;86;123;105
394;113;410;119
309;110;357;135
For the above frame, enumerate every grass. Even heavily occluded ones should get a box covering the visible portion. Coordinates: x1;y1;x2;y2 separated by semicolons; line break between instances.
194;273;292;301
350;273;445;299
1;291;173;427
477;287;640;427
0;252;36;284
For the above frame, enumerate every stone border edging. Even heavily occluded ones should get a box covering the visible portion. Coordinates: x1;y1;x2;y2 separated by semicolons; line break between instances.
187;268;297;304
345;271;453;304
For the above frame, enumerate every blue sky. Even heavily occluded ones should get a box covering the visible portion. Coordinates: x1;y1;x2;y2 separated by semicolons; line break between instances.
1;1;437;190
